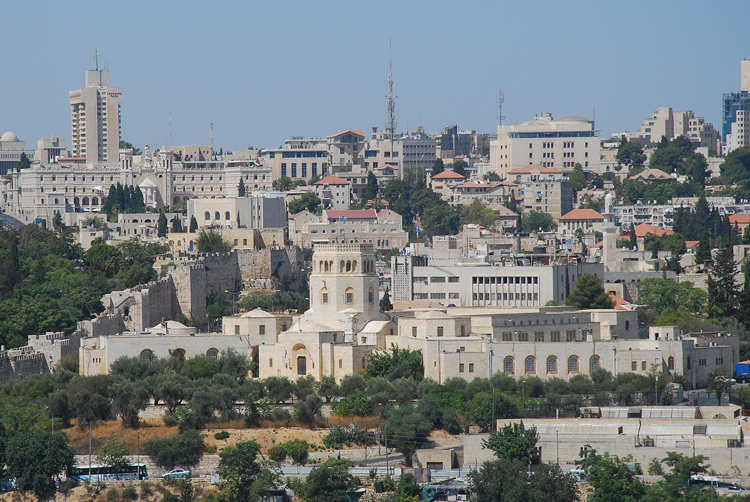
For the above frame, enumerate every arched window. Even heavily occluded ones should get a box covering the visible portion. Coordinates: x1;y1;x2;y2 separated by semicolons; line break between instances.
320;288;329;304
368;287;374;304
204;211;210;221
214;211;220;220
346;260;351;272
504;356;514;375
92;197;99;205
668;356;675;371
547;356;558;373
340;260;345;272
324;261;329;272
206;348;219;361
345;287;354;304
590;355;601;372
82;196;89;205
269;358;273;368
225;211;231;220
525;356;536;374
140;349;153;362
352;260;357;272
568;355;579;374
339;359;342;369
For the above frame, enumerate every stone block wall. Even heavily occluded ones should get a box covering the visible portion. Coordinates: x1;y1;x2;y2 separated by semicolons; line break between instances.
78;315;127;338
28;331;81;368
0;351;48;387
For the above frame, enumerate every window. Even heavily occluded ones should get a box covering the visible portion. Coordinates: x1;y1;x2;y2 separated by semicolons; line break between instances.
206;348;219;361
642;361;647;371
469;363;474;373
518;332;529;342
361;337;367;344
568;355;579;373
459;363;465;373
547;356;558;373
437;326;444;337
412;326;417;337
448;277;459;283
534;331;544;342
339;359;343;368
502;332;512;342
225;211;231;220
368;290;374;303
430;277;446;283
551;331;560;342
322;292;329;304
632;361;637;371
525;356;536;374
590;355;601;372
259;325;266;335
625;320;630;330
269;358;273;368
504;356;514;375
140;349;153;362
204;211;210;221
345;289;354;304
234;325;240;335
668;356;675;370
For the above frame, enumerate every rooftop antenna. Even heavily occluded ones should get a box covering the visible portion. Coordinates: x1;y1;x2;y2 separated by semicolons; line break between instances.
93;50;99;71
386;39;398;178
169;111;172;146
496;91;505;126
210;121;214;156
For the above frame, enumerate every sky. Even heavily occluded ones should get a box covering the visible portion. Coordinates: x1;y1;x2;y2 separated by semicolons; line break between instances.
1;1;748;153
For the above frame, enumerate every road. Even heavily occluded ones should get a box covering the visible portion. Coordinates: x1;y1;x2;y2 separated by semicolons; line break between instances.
0;213;25;229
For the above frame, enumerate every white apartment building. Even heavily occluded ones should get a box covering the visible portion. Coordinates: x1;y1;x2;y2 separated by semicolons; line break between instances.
631;107;719;149
261;137;330;183
722;60;750;155
187;194;287;231
508;165;573;219
490;114;600;179
391;254;604;307
369;127;437;174
69;69;122;163
313;175;350;209
289;208;408;250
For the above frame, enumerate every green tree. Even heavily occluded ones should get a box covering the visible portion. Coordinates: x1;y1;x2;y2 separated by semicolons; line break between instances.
365;345;423;381
272;176;294;191
196;230;231;253
431;158;445;177
15;152;31;171
521;211;556;232
616;137;646;171
718;146;750;184
448;160;468;177
565;274;614;309
706;370;733;405
380;286;393;311
294;393;323;429
629;224;637;250
708;245;740;317
157;211;168;238
119;140;142;156
218;440;277;502
189;216;198;233
110;381;150;428
97;438;130;477
237;178;246;197
288;192;321;214
461;199;498;228
483;171;501;181
52;210;63;230
143;429;205;469
316;374;340;403
385;407;432;467
576;446;646;502
5;431;75;497
569;163;587;192
171;216;183;233
695;231;710;264
482;421;541;465
363;171;379;202
638;279;708;318
302;458;355;502
264;376;294;403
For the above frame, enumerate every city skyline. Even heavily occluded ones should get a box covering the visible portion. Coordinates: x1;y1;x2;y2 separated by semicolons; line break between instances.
1;0;747;152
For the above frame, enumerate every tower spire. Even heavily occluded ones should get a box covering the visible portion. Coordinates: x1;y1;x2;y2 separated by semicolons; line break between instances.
386;39;396;135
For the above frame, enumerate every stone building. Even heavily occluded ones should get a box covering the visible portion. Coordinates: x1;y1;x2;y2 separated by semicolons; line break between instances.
289;209;408;250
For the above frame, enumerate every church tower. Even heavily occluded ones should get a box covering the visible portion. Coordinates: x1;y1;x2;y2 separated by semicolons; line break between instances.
602;192;617;272
305;243;381;332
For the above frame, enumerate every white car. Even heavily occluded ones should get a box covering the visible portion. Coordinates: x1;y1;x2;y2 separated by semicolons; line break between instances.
161;469;191;479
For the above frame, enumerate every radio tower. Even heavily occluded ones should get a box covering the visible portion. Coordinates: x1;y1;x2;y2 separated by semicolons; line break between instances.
496;91;505;126
386;40;399;178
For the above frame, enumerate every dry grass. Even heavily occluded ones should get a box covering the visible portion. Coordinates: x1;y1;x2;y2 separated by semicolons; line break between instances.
67;419;179;455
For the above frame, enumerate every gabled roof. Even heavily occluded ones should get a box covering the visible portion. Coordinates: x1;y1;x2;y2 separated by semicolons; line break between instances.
634;223;674;238
560;209;604;221
486;203;519;217
329;129;365;138
729;213;750;225
376;163;398;170
685;240;700;250
241;308;277;318
324;209;377;220
629;168;673;181
431;170;466;180
314;175;349;185
508;164;561;175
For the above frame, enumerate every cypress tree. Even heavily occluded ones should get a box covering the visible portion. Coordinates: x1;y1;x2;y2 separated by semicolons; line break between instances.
708;245;739;318
157;211;168;238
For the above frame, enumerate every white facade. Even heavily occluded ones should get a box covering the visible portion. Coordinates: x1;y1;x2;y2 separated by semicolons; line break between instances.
289;209;408;250
490;114;600;179
69;70;122;163
187;194;286;231
0;131;34;176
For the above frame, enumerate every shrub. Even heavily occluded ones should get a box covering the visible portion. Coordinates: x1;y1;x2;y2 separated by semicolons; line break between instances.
283;439;309;465
140;481;153;498
121;487;138;500
214;431;230;440
383;475;396;491
143;430;205;469
268;444;287;462
161;490;180;502
205;445;217;454
163;415;179;427
106;487;120;502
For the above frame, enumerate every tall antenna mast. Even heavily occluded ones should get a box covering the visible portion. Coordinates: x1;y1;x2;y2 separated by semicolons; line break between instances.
496;91;505;126
210;121;214;155
169;111;172;146
94;50;99;71
385;39;398;178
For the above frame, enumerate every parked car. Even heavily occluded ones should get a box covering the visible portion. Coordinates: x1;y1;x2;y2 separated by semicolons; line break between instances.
735;373;750;384
161;469;190;479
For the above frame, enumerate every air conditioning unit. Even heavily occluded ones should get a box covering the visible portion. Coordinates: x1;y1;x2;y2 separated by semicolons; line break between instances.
643;438;655;447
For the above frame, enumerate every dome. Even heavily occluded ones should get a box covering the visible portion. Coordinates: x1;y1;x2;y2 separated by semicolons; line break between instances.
605;192;614;203
1;131;18;142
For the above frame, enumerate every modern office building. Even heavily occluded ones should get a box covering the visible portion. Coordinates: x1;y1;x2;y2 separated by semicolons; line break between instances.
722;60;750;155
489;114;600;179
69;69;122;162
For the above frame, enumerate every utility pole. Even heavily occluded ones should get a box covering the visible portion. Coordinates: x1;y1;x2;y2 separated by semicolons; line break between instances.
88;422;92;481
385;424;389;474
137;430;141;479
492;388;497;432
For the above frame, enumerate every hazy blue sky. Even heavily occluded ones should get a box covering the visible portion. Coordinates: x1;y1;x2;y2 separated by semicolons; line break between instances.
1;1;747;152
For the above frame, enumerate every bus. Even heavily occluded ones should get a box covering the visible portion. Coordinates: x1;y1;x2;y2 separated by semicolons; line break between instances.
67;464;148;483
690;475;747;491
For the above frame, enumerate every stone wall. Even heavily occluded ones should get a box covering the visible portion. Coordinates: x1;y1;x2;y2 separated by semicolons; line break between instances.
78;315;127;338
0;350;48;387
27;331;81;367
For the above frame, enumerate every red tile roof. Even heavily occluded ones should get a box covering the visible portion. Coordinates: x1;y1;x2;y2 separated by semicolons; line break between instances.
331;129;365;137
376;164;398;170
314;175;349;185
508;164;562;174
685;240;700;250
431;170;466;180
560;209;604;221
634;223;674;238
324;209;377;220
729;213;750;225
629;168;673;181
